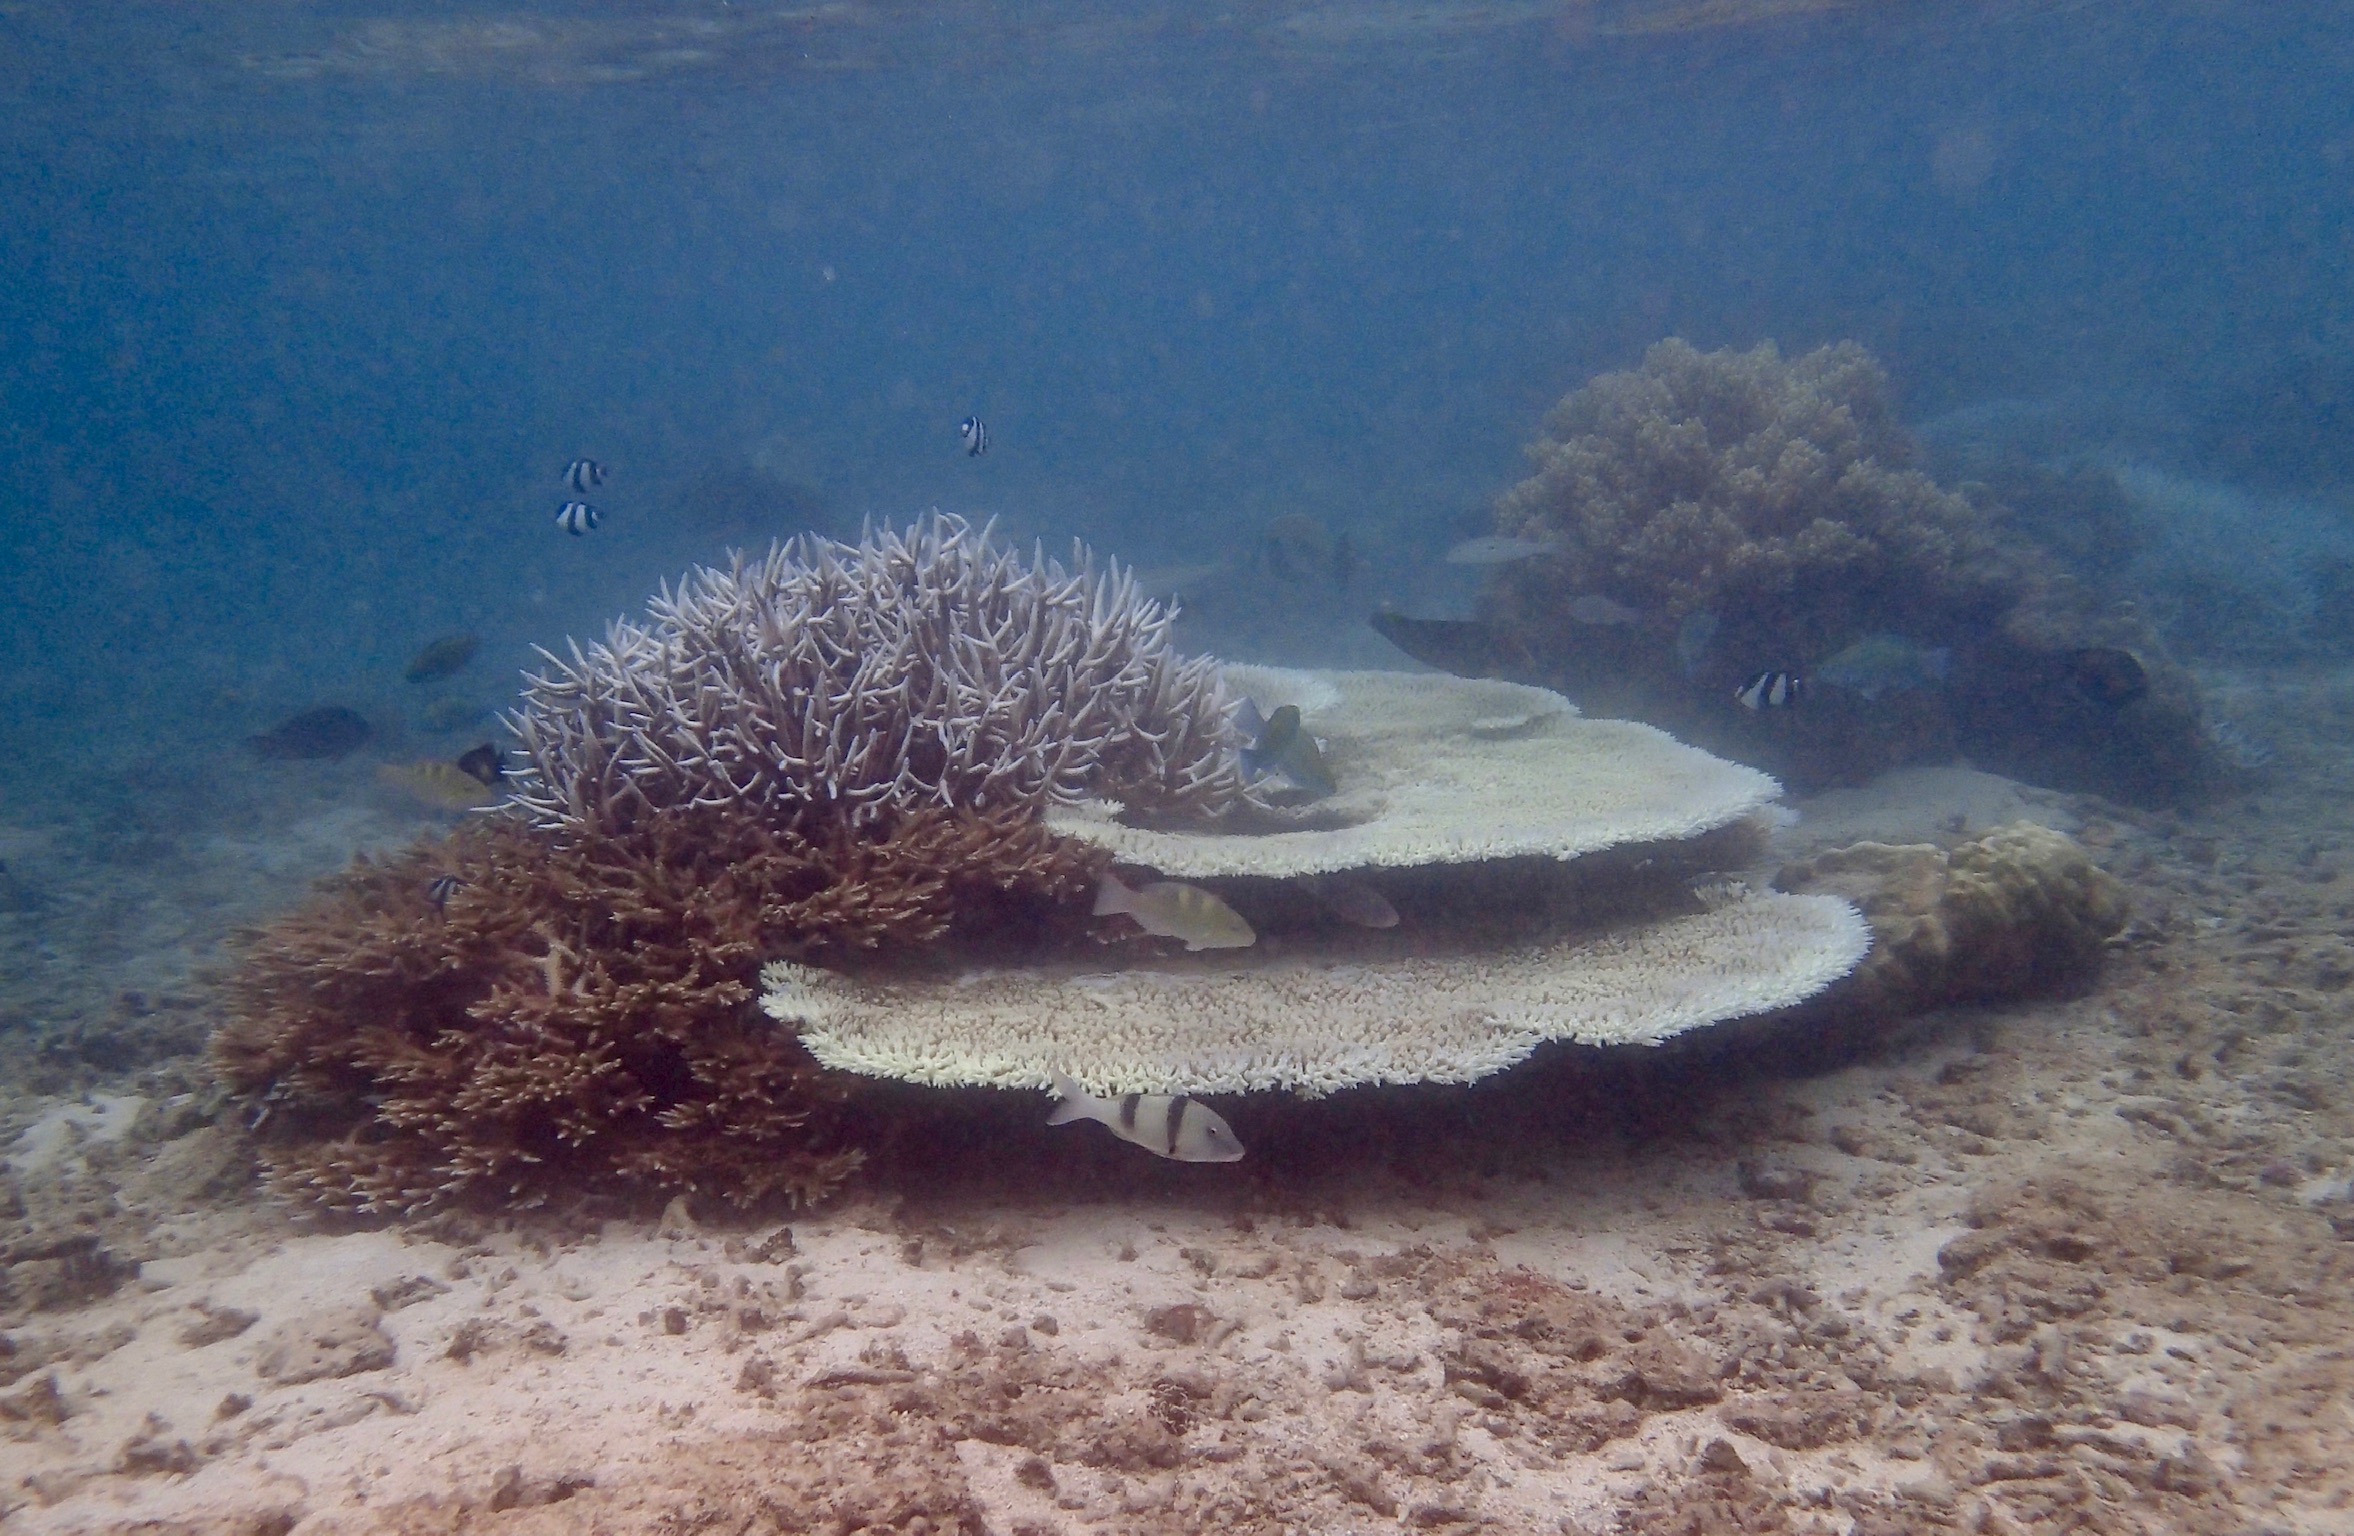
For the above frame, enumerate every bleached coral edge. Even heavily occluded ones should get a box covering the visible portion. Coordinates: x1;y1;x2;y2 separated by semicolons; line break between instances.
759;892;1869;1098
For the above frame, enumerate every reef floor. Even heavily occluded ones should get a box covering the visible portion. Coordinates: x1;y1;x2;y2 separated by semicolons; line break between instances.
4;665;2354;1535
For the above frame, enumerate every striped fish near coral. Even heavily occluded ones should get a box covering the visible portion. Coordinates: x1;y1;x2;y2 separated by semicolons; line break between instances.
1735;670;1802;710
1047;1071;1245;1162
1094;870;1255;951
455;742;507;788
377;759;502;810
404;633;479;683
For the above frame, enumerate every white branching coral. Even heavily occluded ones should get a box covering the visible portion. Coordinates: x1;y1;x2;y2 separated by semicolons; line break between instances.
509;513;1248;835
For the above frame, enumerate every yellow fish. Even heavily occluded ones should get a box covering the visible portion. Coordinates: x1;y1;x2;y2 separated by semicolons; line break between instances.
1094;871;1255;951
377;760;500;811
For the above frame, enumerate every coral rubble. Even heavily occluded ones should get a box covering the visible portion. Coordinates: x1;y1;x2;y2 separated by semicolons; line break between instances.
1467;339;2215;801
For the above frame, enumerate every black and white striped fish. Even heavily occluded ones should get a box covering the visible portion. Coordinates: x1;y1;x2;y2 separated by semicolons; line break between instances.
555;500;601;536
1047;1071;1245;1162
425;874;464;912
1735;669;1802;710
958;415;989;457
564;458;606;494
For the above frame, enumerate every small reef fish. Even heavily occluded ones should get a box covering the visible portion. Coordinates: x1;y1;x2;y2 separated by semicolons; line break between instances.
1306;873;1399;928
1367;610;1530;680
555;501;601;536
418;696;487;733
1094;870;1256;951
1674;610;1720;680
403;633;480;684
1238;698;1337;799
1735;670;1802;710
1047;1071;1246;1163
564;458;606;494
377;760;501;810
454;743;507;788
959;416;989;457
247;705;371;761
1563;593;1641;626
1816;634;1951;700
1444;534;1564;566
425;874;465;912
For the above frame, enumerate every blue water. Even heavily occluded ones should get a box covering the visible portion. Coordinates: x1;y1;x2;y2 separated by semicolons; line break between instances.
1;0;2349;789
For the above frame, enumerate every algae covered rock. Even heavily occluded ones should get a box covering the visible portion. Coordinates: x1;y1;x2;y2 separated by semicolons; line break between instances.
1774;822;2128;1018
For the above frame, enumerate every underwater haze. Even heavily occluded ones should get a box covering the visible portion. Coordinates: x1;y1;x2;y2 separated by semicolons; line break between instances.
15;3;2354;1531
4;0;2351;788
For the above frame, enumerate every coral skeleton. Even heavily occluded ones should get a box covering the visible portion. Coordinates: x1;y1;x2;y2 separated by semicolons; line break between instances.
509;512;1248;837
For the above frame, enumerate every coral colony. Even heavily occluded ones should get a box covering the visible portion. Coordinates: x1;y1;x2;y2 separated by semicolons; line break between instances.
215;508;2123;1216
507;513;1247;837
215;515;1224;1214
1471;339;2214;801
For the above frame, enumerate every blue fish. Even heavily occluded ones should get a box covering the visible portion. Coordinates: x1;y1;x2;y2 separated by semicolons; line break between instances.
1815;635;1950;700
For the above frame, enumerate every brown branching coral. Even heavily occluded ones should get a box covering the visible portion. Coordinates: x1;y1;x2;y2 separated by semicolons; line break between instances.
1489;338;2025;654
213;809;1105;1216
510;512;1248;837
1470;339;2214;801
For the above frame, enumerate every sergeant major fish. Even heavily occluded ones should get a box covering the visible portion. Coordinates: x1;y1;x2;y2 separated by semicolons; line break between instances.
1735;669;1802;710
1094;870;1256;950
1047;1071;1246;1162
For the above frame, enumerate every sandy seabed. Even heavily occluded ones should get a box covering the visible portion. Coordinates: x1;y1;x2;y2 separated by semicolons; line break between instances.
4;666;2354;1536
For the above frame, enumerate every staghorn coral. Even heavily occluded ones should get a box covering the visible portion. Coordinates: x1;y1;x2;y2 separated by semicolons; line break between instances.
214;807;1104;1216
509;512;1248;837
